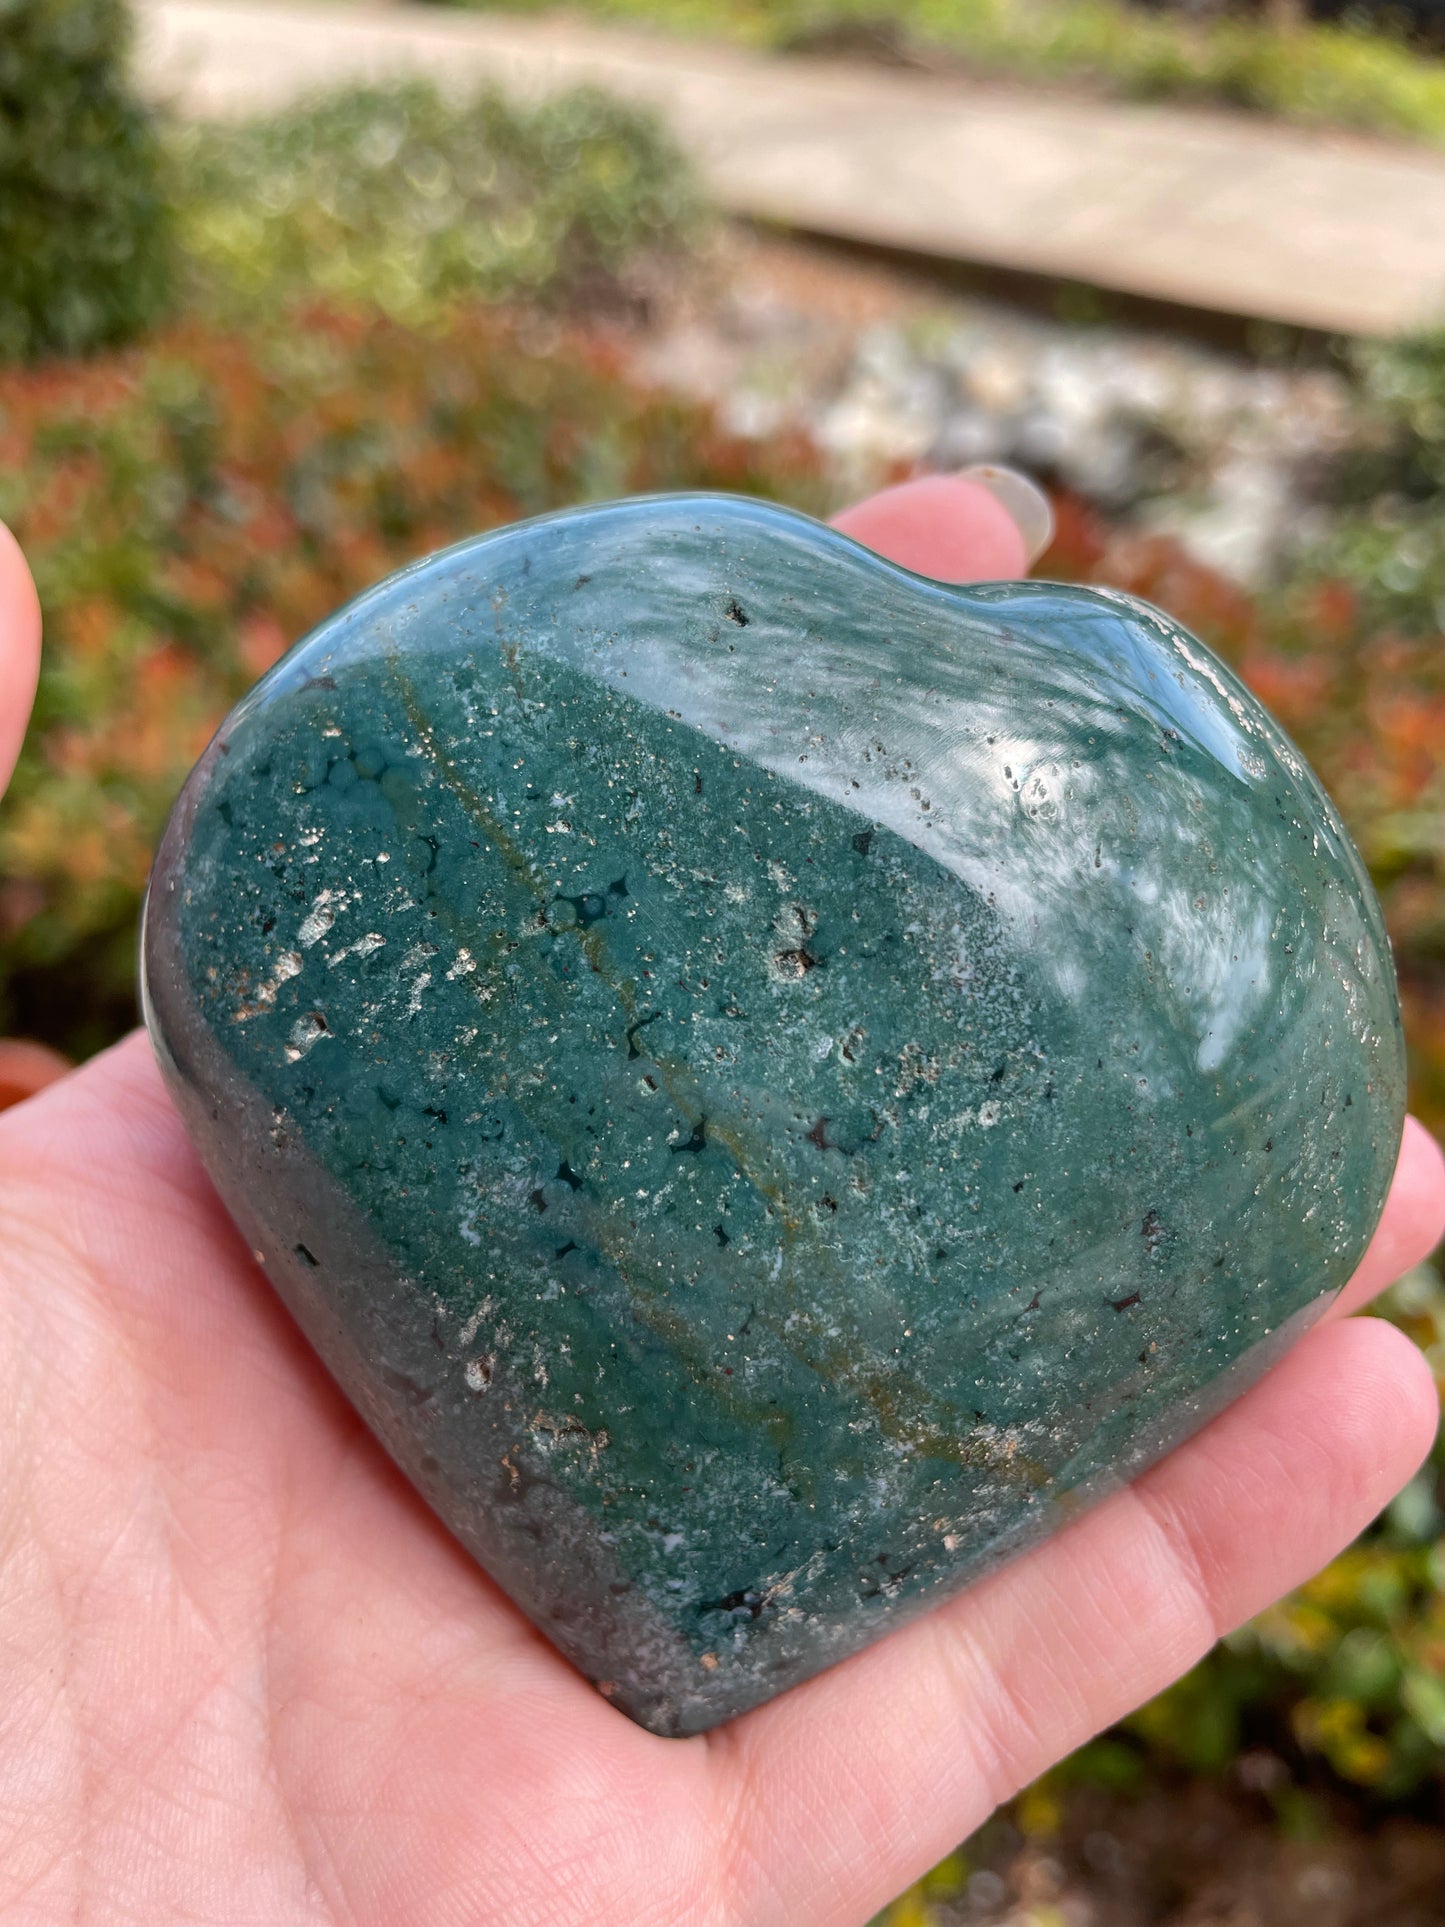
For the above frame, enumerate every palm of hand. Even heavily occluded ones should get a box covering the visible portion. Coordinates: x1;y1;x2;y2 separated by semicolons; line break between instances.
0;494;1440;1927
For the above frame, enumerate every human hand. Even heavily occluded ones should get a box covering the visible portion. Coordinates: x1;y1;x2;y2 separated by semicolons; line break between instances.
0;482;1440;1927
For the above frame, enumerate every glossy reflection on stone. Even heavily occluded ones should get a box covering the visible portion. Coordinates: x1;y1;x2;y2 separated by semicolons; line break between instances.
142;494;1405;1736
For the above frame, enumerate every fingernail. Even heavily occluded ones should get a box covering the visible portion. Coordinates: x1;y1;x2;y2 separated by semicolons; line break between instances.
956;465;1055;566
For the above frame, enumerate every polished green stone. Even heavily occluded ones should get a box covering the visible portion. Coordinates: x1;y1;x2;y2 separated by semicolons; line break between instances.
143;494;1404;1736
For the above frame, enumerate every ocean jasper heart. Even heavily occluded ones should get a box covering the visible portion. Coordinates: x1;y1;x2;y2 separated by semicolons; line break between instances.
142;494;1404;1737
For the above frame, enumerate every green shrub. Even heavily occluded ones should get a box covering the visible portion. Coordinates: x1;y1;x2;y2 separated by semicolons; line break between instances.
0;0;174;362
170;79;706;326
1300;329;1445;638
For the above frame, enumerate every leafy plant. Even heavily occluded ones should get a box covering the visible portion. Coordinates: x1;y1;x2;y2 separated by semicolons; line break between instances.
0;0;174;362
1296;328;1445;641
169;79;707;326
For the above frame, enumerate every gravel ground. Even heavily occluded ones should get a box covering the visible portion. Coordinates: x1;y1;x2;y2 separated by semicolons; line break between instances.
630;229;1370;586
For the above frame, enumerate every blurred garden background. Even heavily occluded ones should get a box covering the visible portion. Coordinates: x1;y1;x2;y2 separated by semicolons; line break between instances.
5;0;1445;1918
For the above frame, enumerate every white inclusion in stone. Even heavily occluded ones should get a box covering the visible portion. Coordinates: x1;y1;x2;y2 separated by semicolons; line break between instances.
1189;899;1272;1075
463;1356;495;1393
297;891;336;948
328;932;386;969
284;1011;330;1062
1050;956;1086;1002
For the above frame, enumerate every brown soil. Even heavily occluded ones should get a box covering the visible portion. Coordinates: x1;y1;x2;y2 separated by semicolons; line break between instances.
944;1779;1445;1927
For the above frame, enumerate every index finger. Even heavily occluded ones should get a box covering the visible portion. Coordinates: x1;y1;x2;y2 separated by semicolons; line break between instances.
1330;1116;1445;1319
831;469;1048;581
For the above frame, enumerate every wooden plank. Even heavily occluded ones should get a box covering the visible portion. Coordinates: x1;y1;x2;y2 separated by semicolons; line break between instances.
135;0;1445;336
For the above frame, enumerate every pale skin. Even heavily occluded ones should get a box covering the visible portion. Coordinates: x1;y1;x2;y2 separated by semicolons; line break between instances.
0;478;1442;1927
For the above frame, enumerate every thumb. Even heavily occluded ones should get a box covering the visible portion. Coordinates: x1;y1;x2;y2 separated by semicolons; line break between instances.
0;521;40;801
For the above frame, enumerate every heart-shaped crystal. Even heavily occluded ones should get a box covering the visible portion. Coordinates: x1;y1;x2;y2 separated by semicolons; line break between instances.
143;495;1404;1736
